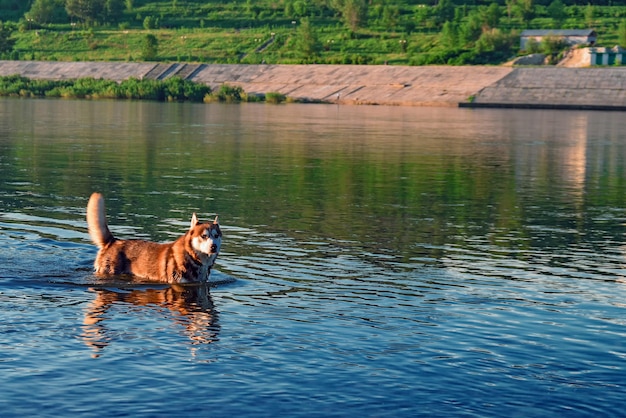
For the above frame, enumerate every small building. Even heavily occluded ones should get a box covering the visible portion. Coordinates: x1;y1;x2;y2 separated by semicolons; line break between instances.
589;46;625;66
520;29;596;51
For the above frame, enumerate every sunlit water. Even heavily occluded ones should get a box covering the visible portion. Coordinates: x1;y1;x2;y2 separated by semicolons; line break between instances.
1;98;626;416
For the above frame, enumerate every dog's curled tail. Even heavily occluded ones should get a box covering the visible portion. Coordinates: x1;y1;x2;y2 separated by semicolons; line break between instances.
87;192;114;248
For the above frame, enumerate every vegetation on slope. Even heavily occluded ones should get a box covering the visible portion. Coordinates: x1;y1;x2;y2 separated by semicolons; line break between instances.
0;74;288;103
0;0;625;65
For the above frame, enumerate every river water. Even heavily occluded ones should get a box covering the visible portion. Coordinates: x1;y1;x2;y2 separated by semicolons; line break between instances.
1;98;626;416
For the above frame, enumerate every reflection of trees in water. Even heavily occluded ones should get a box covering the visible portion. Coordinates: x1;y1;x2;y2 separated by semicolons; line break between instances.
7;102;626;266
82;283;218;358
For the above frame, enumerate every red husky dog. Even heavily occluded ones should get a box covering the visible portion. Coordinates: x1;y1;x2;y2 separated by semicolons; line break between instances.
86;193;221;283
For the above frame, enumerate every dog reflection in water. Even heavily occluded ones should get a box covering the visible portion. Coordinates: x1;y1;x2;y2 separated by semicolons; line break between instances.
82;283;218;357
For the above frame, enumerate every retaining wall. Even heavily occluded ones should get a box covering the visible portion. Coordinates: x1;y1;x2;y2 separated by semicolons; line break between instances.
1;60;625;109
464;67;626;110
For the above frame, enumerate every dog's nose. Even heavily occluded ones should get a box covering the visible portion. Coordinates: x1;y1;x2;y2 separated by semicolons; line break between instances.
210;244;218;253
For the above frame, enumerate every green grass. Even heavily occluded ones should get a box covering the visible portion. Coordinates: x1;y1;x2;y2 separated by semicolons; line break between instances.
4;1;626;65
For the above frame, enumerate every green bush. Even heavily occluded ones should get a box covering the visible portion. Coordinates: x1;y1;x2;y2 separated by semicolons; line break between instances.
0;75;212;102
163;76;211;101
540;35;567;56
205;84;245;102
265;91;286;104
143;16;159;30
141;33;159;61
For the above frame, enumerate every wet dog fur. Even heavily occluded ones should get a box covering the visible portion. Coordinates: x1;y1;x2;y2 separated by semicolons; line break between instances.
86;192;221;283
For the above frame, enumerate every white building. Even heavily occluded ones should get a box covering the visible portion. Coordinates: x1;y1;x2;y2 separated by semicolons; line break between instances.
520;29;597;51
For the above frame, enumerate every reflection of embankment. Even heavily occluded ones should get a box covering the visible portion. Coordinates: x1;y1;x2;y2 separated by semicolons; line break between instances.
82;283;218;357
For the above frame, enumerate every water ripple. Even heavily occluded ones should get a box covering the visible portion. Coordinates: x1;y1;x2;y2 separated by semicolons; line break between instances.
3;103;626;416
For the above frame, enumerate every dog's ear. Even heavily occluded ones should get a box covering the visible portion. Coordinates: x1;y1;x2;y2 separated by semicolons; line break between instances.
190;213;199;230
213;215;219;225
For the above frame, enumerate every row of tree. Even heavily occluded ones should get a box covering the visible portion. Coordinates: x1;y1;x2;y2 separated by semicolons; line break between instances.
27;0;126;25
13;0;611;31
0;0;622;66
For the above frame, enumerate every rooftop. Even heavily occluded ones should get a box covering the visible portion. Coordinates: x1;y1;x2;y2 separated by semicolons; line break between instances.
521;29;596;37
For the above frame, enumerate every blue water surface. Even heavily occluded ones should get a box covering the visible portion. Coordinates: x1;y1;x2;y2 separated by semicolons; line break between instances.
1;99;626;417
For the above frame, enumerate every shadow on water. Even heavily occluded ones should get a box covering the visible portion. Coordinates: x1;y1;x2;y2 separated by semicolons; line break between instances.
82;283;220;358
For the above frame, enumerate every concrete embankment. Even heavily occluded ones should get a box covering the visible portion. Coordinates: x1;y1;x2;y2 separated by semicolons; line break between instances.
1;60;625;109
462;67;626;111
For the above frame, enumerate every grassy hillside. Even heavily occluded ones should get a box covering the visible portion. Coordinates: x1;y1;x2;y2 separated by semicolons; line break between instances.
2;0;626;65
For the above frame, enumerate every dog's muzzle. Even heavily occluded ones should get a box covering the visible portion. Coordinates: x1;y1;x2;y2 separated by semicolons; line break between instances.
210;244;218;253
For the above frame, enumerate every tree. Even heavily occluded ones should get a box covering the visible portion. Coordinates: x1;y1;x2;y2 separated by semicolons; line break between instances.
458;11;483;47
434;0;455;26
293;0;307;17
26;0;66;24
440;21;458;49
295;18;321;60
66;0;105;25
381;4;399;31
513;0;534;25
505;0;515;20
0;21;15;55
414;6;434;30
584;4;596;28
143;15;159;29
619;19;626;48
104;0;125;23
480;3;501;30
540;34;566;56
245;0;260;19
475;29;515;55
472;28;518;64
547;0;567;28
141;33;158;61
332;0;367;33
284;0;295;18
524;38;540;54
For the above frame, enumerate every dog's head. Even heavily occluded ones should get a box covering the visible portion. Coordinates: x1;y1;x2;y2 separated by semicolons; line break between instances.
189;214;222;260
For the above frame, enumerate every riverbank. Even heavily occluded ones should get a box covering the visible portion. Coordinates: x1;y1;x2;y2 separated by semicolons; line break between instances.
1;60;625;109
